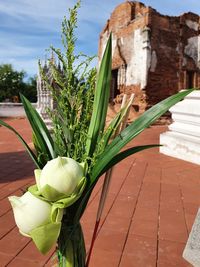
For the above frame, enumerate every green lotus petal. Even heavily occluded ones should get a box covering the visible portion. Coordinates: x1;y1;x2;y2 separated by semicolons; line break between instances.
34;169;42;190
51;206;64;223
40;184;67;202
28;185;47;202
28;184;68;202
30;222;61;255
28;177;86;208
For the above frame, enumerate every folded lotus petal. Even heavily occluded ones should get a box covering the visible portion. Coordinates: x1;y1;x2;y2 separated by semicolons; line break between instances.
28;177;86;208
28;184;45;201
28;184;66;202
52;177;87;209
34;169;42;190
30;222;61;254
40;184;67;202
51;206;64;223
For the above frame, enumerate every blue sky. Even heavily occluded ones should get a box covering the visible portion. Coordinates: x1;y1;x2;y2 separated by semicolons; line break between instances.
1;0;200;77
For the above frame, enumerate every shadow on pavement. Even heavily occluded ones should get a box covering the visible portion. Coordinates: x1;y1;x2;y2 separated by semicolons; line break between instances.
0;151;35;183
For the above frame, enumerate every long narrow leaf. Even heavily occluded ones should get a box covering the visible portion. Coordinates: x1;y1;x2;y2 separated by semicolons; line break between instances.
101;100;132;148
99;144;160;176
85;35;112;157
20;94;56;160
101;110;123;147
74;89;195;222
0;119;41;168
91;89;194;181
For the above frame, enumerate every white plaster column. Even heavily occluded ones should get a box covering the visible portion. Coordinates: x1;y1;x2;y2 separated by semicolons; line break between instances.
160;90;200;165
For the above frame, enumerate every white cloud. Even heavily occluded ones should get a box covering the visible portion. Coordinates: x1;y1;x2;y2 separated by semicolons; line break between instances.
0;0;73;19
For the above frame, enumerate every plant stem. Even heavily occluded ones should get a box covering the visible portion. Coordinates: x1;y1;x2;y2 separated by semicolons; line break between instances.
57;220;86;267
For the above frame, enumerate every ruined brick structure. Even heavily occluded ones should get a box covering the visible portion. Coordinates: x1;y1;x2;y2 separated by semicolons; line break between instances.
99;1;200;117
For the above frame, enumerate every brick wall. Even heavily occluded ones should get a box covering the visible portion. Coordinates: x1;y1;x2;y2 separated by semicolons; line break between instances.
99;1;200;119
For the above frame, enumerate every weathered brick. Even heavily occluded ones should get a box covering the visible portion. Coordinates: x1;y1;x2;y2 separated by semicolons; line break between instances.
99;1;200;121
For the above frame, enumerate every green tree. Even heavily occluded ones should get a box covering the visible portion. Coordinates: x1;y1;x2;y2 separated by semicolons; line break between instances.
0;64;37;102
21;76;37;102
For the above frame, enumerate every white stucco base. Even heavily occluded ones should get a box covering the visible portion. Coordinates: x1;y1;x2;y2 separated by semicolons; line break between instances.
160;91;200;165
160;131;200;165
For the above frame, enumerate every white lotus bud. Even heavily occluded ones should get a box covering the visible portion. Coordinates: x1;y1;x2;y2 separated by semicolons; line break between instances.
8;192;51;235
38;157;84;196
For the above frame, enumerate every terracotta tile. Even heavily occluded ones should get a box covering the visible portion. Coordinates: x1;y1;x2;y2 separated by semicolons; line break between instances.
183;202;199;215
7;257;44;267
160;184;183;212
185;213;196;233
181;185;200;204
0;198;11;217
0;227;30;256
89;249;121;267
120;252;156;267
0;211;15;239
179;170;200;186
93;228;126;252
0;182;8;189
143;165;161;184
109;195;136;219
120;235;157;267
0;252;13;266
102;214;130;233
138;190;160;204
129;219;158;239
0;179;31;200
161;172;179;185
137;196;159;209
16;241;54;265
157;240;191;267
159;210;188;243
133;207;158;222
119;161;147;196
119;178;142;198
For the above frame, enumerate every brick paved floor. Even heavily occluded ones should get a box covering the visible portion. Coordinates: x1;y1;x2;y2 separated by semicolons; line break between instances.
0;118;199;266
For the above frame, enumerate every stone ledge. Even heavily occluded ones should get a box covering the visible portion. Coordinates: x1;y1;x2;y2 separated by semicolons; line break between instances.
0;103;37;118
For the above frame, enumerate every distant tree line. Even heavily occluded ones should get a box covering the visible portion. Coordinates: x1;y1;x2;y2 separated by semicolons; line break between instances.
0;64;37;103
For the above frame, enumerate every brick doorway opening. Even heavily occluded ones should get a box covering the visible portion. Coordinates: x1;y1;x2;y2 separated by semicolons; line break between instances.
110;69;120;102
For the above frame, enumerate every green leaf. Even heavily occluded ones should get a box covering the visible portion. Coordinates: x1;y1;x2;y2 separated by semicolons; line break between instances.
91;89;194;181
99;144;160;176
85;34;112;157
101;100;133;148
32;132;49;166
20;94;56;161
0;119;41;168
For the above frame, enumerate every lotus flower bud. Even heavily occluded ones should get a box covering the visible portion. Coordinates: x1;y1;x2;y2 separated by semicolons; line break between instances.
36;157;84;197
8;192;52;235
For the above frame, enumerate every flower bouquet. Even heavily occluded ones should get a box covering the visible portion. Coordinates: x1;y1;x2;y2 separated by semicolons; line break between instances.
0;2;194;267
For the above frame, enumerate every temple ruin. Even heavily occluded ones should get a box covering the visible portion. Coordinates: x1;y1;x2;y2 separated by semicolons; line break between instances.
99;1;200;116
36;56;62;128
